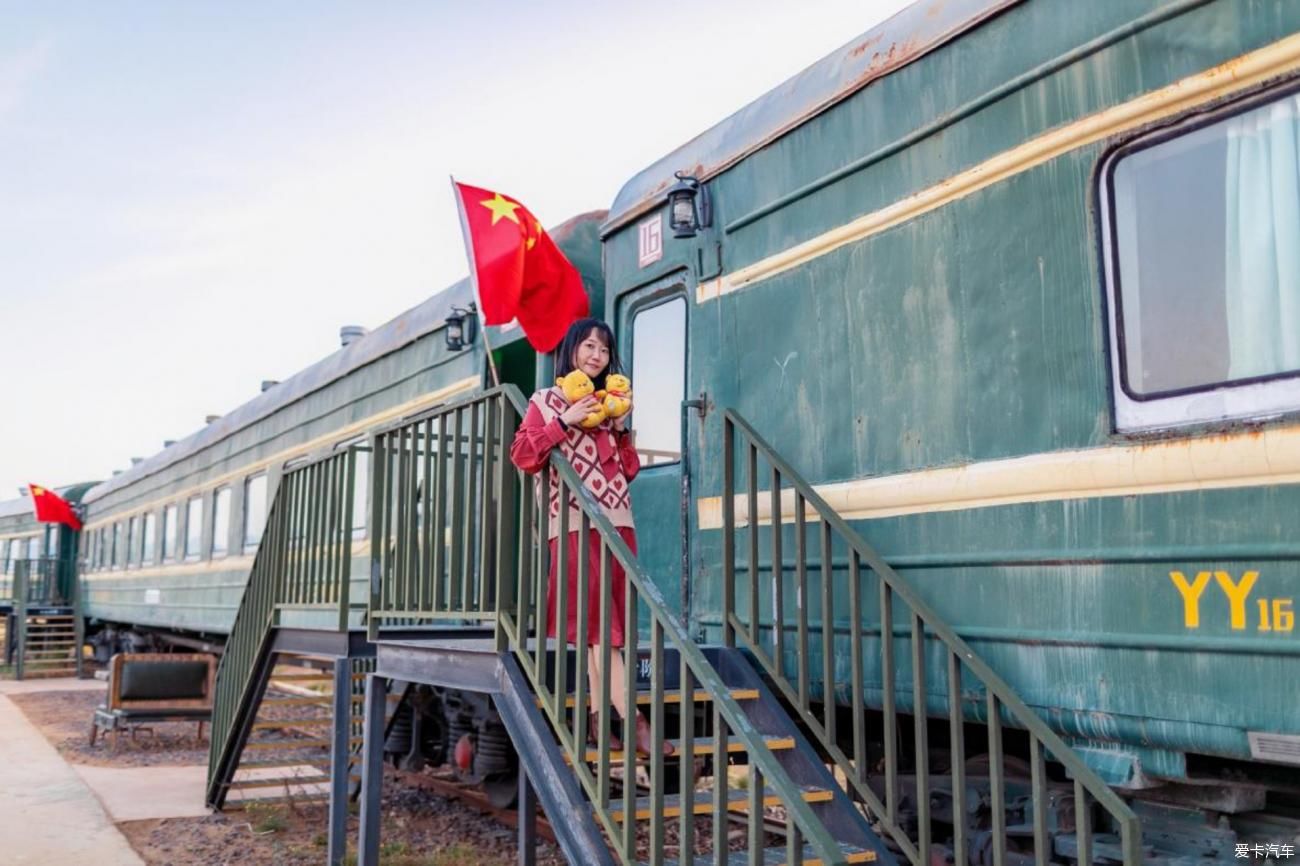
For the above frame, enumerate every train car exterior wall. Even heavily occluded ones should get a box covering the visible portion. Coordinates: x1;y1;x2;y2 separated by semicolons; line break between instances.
602;0;1300;785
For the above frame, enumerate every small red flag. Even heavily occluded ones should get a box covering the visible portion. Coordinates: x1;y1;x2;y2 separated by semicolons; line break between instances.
452;180;589;352
29;484;82;530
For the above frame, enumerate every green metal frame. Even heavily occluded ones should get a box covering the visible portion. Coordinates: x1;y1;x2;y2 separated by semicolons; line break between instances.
720;408;1142;866
206;446;358;806
10;557;82;681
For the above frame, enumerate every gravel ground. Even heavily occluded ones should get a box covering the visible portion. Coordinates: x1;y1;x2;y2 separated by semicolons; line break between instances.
8;687;212;768
11;687;781;863
118;776;567;866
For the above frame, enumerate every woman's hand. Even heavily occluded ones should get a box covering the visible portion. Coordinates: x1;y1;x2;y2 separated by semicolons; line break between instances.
613;393;633;431
560;395;600;427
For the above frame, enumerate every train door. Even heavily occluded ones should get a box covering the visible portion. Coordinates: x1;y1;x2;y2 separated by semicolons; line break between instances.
618;279;691;625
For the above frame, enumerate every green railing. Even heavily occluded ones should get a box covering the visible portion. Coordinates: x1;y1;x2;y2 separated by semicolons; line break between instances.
367;391;511;636
206;447;358;806
9;557;83;680
720;409;1142;866
9;557;66;606
370;385;855;865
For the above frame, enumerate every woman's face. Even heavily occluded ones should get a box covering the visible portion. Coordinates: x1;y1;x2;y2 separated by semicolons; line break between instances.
574;330;610;379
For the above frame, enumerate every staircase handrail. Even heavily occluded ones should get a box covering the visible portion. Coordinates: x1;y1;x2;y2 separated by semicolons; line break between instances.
721;408;1141;865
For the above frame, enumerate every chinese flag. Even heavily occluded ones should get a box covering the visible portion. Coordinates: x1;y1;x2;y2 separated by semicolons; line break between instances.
452;180;589;352
29;484;82;530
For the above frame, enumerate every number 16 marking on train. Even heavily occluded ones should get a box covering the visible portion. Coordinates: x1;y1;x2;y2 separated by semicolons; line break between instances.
1169;570;1295;632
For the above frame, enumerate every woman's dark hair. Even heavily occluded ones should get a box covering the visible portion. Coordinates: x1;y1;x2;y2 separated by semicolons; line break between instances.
553;318;623;391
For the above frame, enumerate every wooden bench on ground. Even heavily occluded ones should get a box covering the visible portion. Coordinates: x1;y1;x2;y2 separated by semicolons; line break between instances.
89;652;216;749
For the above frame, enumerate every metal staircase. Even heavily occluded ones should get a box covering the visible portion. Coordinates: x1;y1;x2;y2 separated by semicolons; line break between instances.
205;446;386;865
205;384;1146;866
716;411;1143;866
355;388;893;866
5;558;83;680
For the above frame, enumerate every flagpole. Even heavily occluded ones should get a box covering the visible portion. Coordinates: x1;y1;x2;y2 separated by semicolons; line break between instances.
480;311;501;389
451;175;501;389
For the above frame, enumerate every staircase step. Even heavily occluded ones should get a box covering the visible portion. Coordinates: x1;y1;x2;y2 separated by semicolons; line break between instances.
235;757;354;771
267;672;366;682
611;786;834;823
259;696;330;707
241;736;363;751
568;735;795;765
552;688;760;710
223;793;330;809
250;718;333;730
227;774;333;790
666;846;877;865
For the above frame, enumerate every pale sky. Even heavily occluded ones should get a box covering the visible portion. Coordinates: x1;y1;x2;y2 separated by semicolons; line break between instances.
0;0;912;498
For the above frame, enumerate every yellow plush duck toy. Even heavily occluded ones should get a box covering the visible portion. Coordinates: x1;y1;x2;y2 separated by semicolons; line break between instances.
601;373;632;419
555;370;607;429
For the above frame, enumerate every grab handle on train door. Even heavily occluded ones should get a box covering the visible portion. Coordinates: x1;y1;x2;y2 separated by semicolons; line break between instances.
678;393;706;628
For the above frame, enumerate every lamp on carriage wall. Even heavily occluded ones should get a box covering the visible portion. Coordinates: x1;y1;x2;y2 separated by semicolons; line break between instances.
666;171;712;239
444;303;478;351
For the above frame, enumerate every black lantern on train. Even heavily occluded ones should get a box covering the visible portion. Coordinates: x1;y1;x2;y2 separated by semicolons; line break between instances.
666;172;712;238
444;304;478;351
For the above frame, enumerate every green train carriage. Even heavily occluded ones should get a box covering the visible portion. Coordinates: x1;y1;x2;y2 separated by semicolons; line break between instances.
598;0;1300;852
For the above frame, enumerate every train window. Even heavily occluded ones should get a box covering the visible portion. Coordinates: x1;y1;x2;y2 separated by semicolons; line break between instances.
126;516;138;567
184;497;202;562
2;540;11;573
141;512;157;565
162;504;178;562
243;474;267;554
630;297;686;466
352;451;368;538
98;527;108;569
44;525;57;557
110;522;121;569
1102;84;1300;431
211;487;231;558
26;536;40;561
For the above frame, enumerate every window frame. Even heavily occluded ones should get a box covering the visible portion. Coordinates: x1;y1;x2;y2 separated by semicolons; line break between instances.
126;515;139;568
1098;78;1300;432
162;503;178;563
242;473;267;554
211;486;232;559
184;497;203;562
626;291;689;468
336;437;369;540
141;511;157;566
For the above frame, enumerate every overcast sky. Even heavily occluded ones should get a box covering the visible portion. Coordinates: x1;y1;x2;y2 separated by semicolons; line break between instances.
0;0;912;499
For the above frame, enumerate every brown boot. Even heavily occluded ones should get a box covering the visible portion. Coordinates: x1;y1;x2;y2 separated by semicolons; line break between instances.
633;712;675;758
588;711;622;752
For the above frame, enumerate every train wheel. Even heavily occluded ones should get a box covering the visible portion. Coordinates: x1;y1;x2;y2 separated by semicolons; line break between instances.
483;769;519;809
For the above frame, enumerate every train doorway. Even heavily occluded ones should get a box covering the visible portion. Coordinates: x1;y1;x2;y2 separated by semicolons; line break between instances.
618;279;691;627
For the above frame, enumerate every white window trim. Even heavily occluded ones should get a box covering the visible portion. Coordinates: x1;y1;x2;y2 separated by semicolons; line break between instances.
1099;103;1300;434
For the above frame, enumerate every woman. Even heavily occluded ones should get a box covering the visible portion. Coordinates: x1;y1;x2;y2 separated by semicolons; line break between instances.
509;317;672;757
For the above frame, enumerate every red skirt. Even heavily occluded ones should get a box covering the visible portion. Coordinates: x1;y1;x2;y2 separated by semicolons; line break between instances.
546;527;636;648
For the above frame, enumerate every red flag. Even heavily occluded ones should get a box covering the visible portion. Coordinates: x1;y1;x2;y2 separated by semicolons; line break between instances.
29;484;82;530
452;180;589;352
